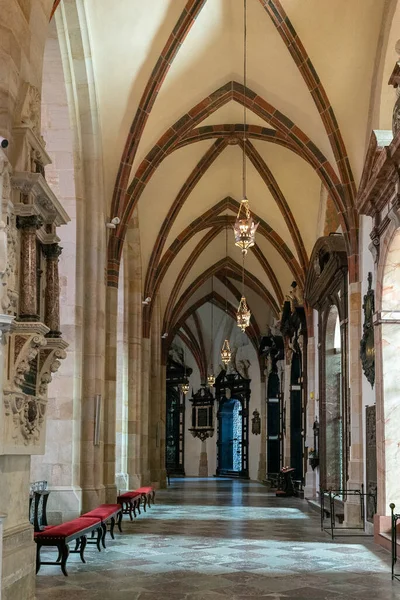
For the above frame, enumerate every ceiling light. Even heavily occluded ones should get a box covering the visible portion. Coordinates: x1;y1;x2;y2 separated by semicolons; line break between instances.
221;339;231;367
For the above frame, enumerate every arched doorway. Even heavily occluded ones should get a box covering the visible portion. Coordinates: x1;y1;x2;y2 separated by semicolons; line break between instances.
290;352;303;482
215;371;250;478
218;398;243;474
324;305;343;490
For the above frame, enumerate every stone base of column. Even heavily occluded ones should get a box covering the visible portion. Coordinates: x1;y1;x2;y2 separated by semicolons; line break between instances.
140;470;151;486
2;522;35;600
81;485;106;513
115;473;129;494
127;473;141;490
257;452;266;482
304;469;318;500
17;314;39;322
199;445;208;477
158;468;167;489
104;483;118;504
45;330;62;338
46;486;82;524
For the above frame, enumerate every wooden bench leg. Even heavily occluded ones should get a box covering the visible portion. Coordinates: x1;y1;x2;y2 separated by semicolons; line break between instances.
36;542;41;574
136;497;141;516
101;522;107;548
152;490;156;505
128;500;134;521
61;543;70;576
110;516;115;540
96;527;102;552
79;536;87;563
142;493;147;512
117;511;122;533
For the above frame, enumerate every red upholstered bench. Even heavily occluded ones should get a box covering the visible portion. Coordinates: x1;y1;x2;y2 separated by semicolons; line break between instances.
81;504;122;547
135;486;156;511
35;517;102;576
117;491;141;521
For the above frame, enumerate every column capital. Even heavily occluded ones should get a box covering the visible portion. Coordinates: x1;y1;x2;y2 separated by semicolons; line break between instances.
43;243;62;260
16;214;43;230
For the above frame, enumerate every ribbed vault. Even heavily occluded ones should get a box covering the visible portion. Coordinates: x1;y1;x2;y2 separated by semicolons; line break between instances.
53;0;388;359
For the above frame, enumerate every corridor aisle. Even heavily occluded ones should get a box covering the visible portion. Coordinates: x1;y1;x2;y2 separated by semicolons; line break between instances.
36;479;400;600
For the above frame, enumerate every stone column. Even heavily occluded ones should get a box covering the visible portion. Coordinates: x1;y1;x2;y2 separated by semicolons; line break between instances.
283;356;292;466
257;377;267;481
345;283;364;524
304;335;317;499
159;364;167;487
43;243;62;337
104;285;118;502
141;338;151;485
16;215;41;321
0;513;5;600
149;295;162;486
126;216;142;488
199;440;208;476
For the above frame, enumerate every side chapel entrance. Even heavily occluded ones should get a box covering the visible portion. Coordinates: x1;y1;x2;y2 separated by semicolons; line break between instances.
215;370;251;478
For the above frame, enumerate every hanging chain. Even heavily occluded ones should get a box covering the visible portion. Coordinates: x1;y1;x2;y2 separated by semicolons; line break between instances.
242;0;247;201
242;252;245;297
225;211;228;314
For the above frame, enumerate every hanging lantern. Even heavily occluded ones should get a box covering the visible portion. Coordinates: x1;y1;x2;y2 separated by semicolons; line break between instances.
221;339;231;366
180;380;190;395
236;295;251;331
207;372;215;387
234;197;258;253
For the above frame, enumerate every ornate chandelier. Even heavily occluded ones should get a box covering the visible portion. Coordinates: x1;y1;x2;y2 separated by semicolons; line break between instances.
180;380;190;395
234;0;258;255
234;198;258;254
180;345;190;394
221;339;232;366
237;295;251;332
207;373;215;387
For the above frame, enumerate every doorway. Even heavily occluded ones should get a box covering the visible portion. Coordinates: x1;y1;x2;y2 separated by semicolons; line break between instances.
218;399;243;474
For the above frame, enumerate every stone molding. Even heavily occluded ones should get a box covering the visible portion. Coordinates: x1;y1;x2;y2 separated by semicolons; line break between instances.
12;172;70;226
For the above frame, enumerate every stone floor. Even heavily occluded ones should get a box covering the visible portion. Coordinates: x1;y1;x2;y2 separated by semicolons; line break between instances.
36;478;400;600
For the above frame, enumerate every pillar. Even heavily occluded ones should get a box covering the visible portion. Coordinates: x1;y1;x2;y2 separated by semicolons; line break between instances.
257;378;267;481
16;215;41;321
141;338;151;485
304;334;317;499
43;243;62;337
103;285;117;502
149;295;162;486
345;282;364;523
283;351;291;466
126;216;142;488
198;440;208;476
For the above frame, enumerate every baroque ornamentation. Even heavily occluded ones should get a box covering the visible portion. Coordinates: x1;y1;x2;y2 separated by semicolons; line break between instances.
360;272;375;387
3;390;46;444
19;83;41;135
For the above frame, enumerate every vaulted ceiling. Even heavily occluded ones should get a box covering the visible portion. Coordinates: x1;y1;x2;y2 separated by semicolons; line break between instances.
74;0;387;360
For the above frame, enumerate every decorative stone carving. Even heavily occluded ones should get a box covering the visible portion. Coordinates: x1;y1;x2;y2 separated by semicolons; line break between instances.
360;272;375;387
3;391;46;444
37;339;68;399
2;321;67;448
18;83;41;136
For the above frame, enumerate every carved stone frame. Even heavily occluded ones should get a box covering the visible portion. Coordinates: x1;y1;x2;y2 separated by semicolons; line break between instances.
305;235;349;491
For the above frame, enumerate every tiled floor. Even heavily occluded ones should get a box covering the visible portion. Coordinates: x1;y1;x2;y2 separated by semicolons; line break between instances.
36;478;400;600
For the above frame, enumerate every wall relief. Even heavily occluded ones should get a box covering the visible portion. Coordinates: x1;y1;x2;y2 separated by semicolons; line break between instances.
360;272;375;387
